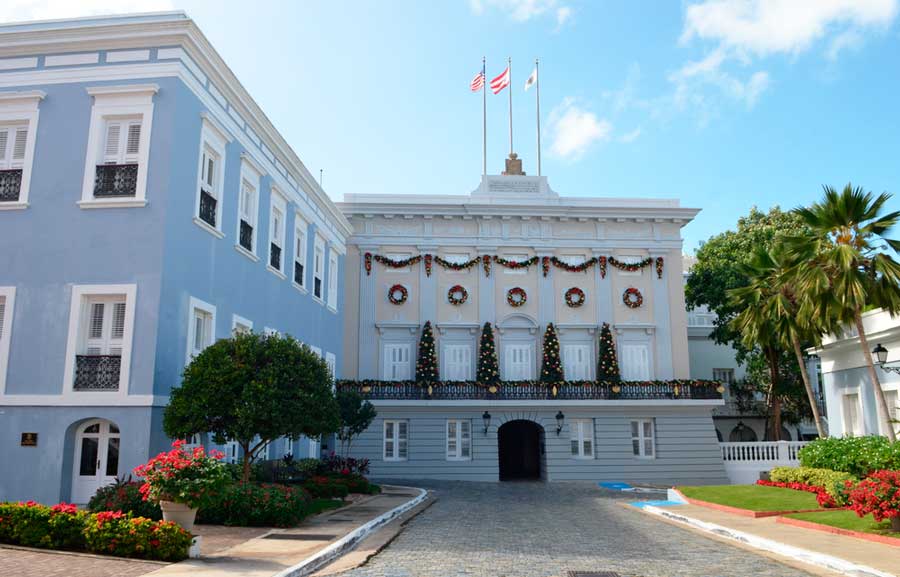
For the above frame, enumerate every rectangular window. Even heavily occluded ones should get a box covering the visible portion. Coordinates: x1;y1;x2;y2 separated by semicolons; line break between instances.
293;217;308;289
620;343;651;381
442;253;470;273
883;390;900;436
616;254;645;276
559;254;585;266
238;178;258;255
0;287;15;393
843;393;861;436
442;344;473;381
503;253;529;274
383;343;412;381
712;368;735;384
327;249;339;310
503;344;533;380
325;352;337;380
186;297;215;363
570;419;594;459
383;420;408;461
631;419;655;458
268;193;286;274
0;123;29;204
563;344;591;381
446;419;472;460
232;314;252;335
0;91;42;208
313;237;325;300
194;117;229;233
385;253;412;273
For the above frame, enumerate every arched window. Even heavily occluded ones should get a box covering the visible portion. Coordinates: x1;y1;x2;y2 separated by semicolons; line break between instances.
729;422;758;442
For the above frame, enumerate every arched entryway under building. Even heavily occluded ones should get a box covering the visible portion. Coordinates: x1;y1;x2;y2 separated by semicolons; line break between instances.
498;420;544;480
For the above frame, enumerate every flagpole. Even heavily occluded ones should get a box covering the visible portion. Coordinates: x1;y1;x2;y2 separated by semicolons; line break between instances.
535;58;541;176
508;56;513;156
482;56;487;176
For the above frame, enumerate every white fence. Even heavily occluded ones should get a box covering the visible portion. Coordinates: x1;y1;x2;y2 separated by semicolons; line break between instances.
719;441;809;484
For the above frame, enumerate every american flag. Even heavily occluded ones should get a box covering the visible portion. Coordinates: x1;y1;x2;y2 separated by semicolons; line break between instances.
490;66;510;94
470;69;485;92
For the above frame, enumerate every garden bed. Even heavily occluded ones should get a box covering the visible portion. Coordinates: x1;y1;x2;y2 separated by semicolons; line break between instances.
676;485;826;517
779;511;900;546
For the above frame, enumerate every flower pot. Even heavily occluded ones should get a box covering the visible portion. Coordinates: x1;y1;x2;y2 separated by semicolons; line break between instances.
159;500;198;532
892;517;900;532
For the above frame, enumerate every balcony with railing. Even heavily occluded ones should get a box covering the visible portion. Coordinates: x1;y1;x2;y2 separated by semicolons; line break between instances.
199;189;217;228
0;168;22;202
94;163;138;197
73;355;122;391
336;379;724;401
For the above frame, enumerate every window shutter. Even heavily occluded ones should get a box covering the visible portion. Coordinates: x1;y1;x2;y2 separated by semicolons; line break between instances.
89;303;105;339
447;421;457;457
103;122;122;163
11;127;27;167
0;297;5;340
124;122;141;160
111;302;126;340
0;129;8;167
398;421;408;459
460;420;471;458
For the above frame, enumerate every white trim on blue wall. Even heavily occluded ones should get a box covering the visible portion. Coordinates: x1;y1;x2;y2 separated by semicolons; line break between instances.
0;286;16;394
0;90;44;210
186;296;216;366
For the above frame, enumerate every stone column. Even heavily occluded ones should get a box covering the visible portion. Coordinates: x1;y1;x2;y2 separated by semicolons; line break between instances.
650;251;674;379
358;245;378;378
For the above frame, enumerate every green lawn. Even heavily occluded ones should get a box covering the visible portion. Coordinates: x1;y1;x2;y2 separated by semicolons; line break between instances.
678;485;821;512
787;510;900;536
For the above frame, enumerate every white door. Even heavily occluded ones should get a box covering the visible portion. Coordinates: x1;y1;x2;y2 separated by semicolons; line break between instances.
563;344;591;381
620;344;651;381
504;344;533;380
442;344;472;381
71;419;120;503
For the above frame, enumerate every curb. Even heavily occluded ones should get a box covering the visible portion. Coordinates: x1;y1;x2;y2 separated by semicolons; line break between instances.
641;504;896;577
671;488;831;518
777;515;900;547
273;486;429;577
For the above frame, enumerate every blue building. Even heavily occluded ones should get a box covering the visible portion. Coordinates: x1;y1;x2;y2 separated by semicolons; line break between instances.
0;13;351;504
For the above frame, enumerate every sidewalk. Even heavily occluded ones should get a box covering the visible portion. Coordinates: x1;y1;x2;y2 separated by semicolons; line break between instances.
635;501;900;577
145;485;427;577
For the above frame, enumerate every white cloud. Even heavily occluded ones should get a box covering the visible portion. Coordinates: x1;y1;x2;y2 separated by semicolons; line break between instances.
555;6;573;28
0;0;174;22
619;128;642;143
469;0;573;26
546;98;612;160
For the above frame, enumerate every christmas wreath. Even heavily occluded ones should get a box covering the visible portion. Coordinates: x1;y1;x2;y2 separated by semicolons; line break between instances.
565;287;586;308
388;284;408;305
507;287;527;307
623;287;643;309
447;284;468;305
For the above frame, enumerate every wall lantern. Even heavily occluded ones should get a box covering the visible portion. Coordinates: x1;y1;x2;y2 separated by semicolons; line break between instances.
482;411;492;435
555;411;565;436
873;343;900;374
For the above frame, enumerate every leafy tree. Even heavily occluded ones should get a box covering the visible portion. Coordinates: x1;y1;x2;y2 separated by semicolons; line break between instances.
794;184;900;441
164;332;340;483
540;323;564;383
477;322;500;385
597;322;620;382
336;389;377;457
415;321;438;384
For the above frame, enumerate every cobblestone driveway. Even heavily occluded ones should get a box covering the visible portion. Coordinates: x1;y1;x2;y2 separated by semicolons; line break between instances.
339;481;818;577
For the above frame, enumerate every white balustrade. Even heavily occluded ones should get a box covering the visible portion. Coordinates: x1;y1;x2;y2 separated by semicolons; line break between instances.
718;441;808;484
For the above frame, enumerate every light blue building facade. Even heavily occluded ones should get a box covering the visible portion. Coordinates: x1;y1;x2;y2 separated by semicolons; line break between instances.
0;13;351;503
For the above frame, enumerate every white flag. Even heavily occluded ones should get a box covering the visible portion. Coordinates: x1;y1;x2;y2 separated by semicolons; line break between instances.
524;67;537;91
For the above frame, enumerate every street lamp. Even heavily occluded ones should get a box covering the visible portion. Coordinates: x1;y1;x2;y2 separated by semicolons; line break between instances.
555;411;565;435
482;411;491;435
872;344;900;374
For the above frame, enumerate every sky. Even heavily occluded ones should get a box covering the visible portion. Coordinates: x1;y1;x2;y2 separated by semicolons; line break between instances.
4;0;900;252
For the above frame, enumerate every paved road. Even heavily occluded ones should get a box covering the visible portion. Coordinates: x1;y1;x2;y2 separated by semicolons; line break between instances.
0;547;161;577
339;481;819;577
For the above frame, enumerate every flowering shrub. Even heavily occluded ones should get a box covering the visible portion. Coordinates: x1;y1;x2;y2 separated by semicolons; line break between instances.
798;436;900;477
756;479;837;508
321;453;370;476
0;501;191;561
847;470;900;524
197;483;311;527
133;440;230;509
769;466;856;506
88;478;161;520
304;476;351;499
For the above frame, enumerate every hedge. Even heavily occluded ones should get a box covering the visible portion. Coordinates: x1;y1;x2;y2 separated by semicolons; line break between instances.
769;466;857;506
798;436;900;477
197;482;313;527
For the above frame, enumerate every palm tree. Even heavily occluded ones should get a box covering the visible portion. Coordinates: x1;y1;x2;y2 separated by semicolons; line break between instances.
794;184;900;441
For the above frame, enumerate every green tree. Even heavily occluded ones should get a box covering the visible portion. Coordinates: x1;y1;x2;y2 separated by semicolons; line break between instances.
415;321;438;383
540;323;564;383
794;184;900;441
597;322;620;382
336;389;377;457
164;332;340;483
477;322;500;385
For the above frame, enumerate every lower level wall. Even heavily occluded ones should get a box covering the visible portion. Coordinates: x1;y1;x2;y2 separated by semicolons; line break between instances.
349;404;729;485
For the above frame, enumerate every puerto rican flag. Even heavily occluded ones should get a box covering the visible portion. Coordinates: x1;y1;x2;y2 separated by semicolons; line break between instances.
490;66;510;94
470;69;485;92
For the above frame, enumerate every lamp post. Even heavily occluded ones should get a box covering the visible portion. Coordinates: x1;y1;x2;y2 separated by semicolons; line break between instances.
873;343;900;374
555;411;565;435
482;411;492;435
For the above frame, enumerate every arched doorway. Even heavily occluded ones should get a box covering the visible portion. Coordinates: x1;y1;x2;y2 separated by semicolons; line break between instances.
71;419;120;503
498;420;543;480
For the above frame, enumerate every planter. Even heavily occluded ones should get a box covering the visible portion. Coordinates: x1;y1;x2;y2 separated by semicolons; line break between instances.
159;500;198;532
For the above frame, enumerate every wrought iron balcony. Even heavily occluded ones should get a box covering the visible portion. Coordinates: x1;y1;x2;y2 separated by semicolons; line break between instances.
74;355;122;391
94;163;139;197
270;243;282;271
294;261;305;286
239;220;254;252
336;380;724;401
199;189;217;228
0;169;22;202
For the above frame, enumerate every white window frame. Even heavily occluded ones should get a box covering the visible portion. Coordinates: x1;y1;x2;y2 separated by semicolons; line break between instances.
620;343;651;381
193;115;230;237
562;344;592;381
502;253;529;275
186;296;216;365
503;343;533;380
882;387;900;436
384;252;412;273
615;254;645;277
325;352;337;380
712;368;735;384
62;284;137;397
842;391;863;436
0;287;16;393
383;419;408;461
313;235;326;302
327;248;339;311
232;314;253;335
310;345;323;358
0;91;43;210
235;155;263;260
446;419;472;460
570;419;594;459
441;252;471;274
631;419;656;459
267;189;288;278
382;343;412;381
292;214;308;291
264;327;279;337
441;343;473;381
559;254;586;267
79;84;157;209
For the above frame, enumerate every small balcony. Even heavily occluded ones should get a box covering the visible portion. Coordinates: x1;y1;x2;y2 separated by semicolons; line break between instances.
239;220;254;252
73;355;122;391
94;163;138;197
199;189;217;228
270;243;282;271
0;168;22;202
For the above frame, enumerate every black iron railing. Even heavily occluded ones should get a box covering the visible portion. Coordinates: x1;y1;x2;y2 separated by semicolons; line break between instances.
74;355;122;391
270;243;282;270
199;189;217;228
294;261;304;286
94;163;138;197
0;169;22;202
239;220;254;252
336;380;724;401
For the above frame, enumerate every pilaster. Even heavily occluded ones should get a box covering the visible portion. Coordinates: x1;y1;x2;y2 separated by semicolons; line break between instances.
651;251;674;379
479;246;497;325
419;245;437;324
358;245;378;378
537;250;554;328
593;249;613;325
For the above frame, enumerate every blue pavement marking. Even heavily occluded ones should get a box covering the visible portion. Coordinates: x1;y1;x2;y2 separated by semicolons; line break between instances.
598;482;632;490
629;500;684;509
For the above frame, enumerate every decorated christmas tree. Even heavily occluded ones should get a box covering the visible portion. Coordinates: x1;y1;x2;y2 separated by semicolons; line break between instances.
415;321;438;384
597;322;621;382
476;322;500;385
540;323;564;383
